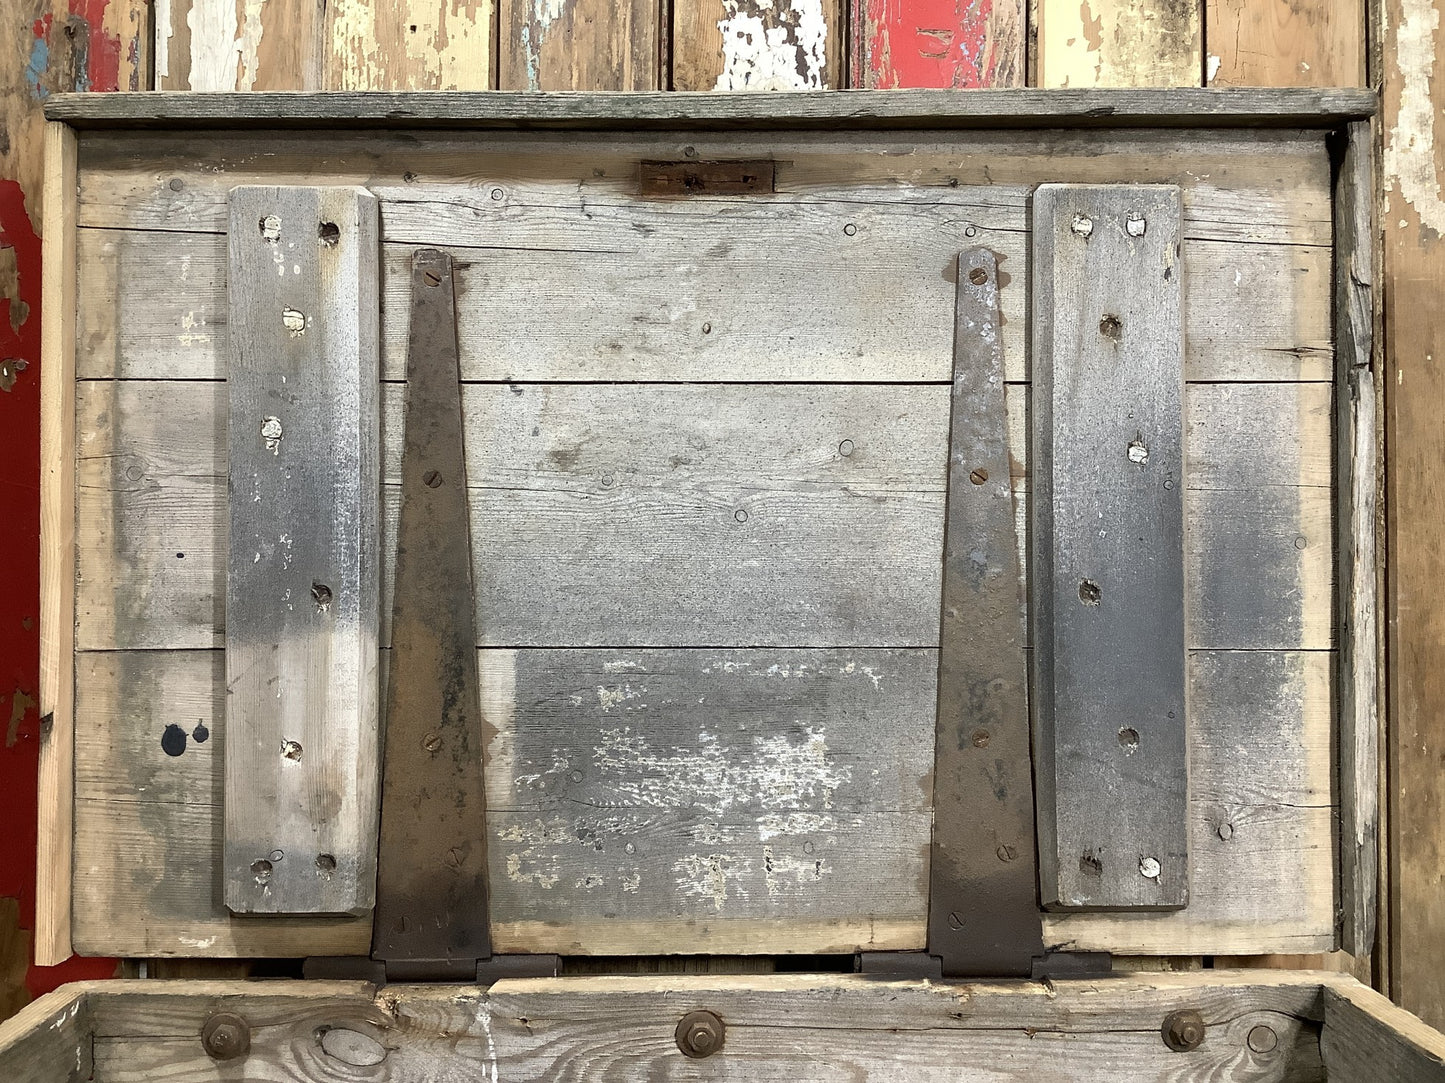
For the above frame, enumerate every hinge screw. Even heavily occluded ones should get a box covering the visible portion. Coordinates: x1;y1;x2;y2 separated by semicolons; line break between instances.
1161;1009;1205;1052
201;1013;251;1060
675;1009;725;1059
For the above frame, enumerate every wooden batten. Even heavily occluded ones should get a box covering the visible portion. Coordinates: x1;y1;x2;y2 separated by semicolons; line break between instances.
36;120;78;968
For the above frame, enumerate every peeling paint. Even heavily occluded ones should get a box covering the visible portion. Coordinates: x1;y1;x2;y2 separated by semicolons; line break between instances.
6;690;35;748
1384;0;1445;236
862;0;1020;89
756;811;836;841
714;0;828;91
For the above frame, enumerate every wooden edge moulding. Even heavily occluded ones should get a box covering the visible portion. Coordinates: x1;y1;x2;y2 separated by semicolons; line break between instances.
23;86;1403;1072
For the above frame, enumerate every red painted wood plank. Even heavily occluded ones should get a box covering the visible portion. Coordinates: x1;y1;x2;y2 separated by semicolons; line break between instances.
852;0;1024;88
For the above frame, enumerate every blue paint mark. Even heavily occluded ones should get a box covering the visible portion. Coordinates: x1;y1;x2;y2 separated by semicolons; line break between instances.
25;35;49;102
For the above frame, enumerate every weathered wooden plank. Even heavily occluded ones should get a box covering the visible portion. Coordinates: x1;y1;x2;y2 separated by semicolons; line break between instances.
1383;0;1445;1028
74;217;1331;385
1035;0;1204;88
71;650;372;957
1044;649;1334;955
497;0;660;90
1032;184;1188;911
0;985;90;1083
73;379;1332;652
71;647;1332;957
1205;0;1365;88
155;0;321;91
1320;976;1445;1081
75;973;1335;1081
484;648;935;954
36;121;77;967
324;0;494;90
673;0;843;90
45;87;1377;127
223;186;381;915
851;0;1024;88
1336;119;1378;958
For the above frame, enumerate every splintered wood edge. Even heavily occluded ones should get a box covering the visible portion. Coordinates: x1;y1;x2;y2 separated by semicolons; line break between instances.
37;121;78;967
42;88;1377;130
1335;118;1379;957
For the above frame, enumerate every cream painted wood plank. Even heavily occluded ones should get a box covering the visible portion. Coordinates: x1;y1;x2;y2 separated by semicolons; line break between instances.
497;0;660;90
73;129;1333;250
673;0;844;91
1036;0;1203;88
36;121;77;968
78;974;1333;1080
74;380;1333;652
325;0;494;90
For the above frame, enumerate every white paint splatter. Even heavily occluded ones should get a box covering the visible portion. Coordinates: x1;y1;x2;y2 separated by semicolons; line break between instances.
673;852;739;910
506;851;560;889
602;659;643;673
756;811;836;841
474;999;500;1083
714;0;829;91
1385;0;1445;235
1206;53;1221;83
178;935;218;948
763;845;828;898
597;684;640;711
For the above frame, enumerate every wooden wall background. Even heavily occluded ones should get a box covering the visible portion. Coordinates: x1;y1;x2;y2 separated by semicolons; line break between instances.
3;0;1441;1031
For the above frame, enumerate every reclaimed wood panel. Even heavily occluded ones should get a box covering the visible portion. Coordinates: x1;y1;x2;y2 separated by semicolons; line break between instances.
73;379;1332;653
74;974;1336;1080
1032;184;1187;912
155;0;321;90
324;0;494;89
1035;0;1203;87
851;0;1024;88
674;0;844;90
1385;0;1445;1029
0;986;90;1083
222;187;381;916
1321;977;1445;1082
1205;0;1364;87
497;0;660;90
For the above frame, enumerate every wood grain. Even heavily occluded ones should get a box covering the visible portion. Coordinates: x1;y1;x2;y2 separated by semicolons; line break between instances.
0;985;89;1083
1032;184;1187;912
1035;0;1203;88
325;0;494;89
36;120;77;968
223;186;381;916
851;0;1025;89
71;973;1339;1081
1384;0;1445;1029
44;86;1377;128
155;0;322;90
1320;975;1445;1081
72;379;1332;653
1205;0;1365;88
673;0;843;90
498;0;660;90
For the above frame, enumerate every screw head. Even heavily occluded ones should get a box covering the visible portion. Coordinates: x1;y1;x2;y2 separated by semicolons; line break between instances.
422;732;442;753
969;467;989;486
1162;1009;1206;1052
423;269;442;287
202;1013;251;1060
676;1010;724;1059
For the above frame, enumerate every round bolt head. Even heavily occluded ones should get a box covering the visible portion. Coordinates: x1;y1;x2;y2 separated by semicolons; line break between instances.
1161;1009;1206;1052
675;1009;725;1059
202;1012;251;1060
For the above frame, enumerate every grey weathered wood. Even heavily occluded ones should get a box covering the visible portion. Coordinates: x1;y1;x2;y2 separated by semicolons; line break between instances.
68;648;1334;958
71;972;1337;1082
223;186;381;915
1335;119;1379;957
1032;185;1188;911
1320;978;1445;1081
0;986;90;1083
43;87;1378;130
483;648;935;955
74;379;1331;653
75;224;1330;385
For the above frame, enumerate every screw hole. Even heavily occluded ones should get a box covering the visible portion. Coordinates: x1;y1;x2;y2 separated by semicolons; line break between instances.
251;859;273;883
316;853;336;874
311;582;333;610
1099;314;1122;340
280;739;303;762
1079;579;1102;606
1118;727;1139;749
318;221;340;246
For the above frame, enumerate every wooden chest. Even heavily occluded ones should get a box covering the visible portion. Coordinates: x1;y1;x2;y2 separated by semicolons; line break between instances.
7;87;1442;1080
